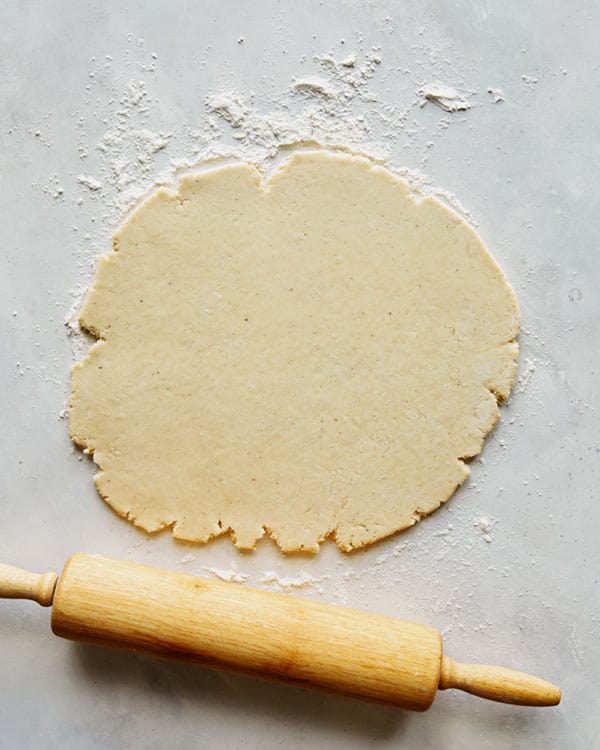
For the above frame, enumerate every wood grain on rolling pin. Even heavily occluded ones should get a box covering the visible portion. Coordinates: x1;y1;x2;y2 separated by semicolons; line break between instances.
51;553;442;710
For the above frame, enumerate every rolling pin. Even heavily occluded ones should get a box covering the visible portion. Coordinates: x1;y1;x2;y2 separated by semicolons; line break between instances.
0;553;560;711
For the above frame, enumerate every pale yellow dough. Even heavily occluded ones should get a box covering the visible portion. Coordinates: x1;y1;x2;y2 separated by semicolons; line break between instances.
70;150;519;552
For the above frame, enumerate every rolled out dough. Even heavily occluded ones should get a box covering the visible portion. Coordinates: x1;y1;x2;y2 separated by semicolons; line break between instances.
70;149;519;552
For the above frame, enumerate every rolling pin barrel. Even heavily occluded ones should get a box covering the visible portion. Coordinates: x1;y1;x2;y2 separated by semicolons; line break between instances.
51;553;442;710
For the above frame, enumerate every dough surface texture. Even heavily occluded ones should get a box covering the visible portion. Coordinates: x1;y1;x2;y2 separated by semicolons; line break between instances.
70;150;519;552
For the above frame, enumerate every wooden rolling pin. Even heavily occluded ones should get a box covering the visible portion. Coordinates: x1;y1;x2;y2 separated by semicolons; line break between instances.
0;553;560;711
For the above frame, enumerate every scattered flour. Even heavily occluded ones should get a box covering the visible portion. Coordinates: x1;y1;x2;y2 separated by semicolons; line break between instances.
205;92;248;128
200;563;327;592
293;76;336;99
62;43;488;281
64;291;95;360
340;55;357;68
487;87;505;103
474;516;495;543
521;74;539;86
203;561;249;584
179;553;197;565
514;356;537;395
419;82;474;112
77;174;103;191
260;571;327;594
60;41;490;376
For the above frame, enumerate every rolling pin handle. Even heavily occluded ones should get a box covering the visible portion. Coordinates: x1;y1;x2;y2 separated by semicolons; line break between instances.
0;563;58;607
439;655;561;707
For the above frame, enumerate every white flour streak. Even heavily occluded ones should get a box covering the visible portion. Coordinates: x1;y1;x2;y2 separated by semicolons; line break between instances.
293;76;336;98
419;82;474;112
260;570;327;594
203;561;249;583
77;174;103;191
205;92;248;127
487;87;505;103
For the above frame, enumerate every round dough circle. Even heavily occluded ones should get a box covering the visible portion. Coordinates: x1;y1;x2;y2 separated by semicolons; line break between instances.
70;150;519;552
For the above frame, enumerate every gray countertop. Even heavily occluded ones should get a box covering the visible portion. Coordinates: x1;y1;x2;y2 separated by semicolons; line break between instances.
1;1;598;748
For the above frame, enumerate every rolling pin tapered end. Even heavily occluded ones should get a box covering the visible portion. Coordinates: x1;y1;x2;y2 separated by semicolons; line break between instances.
0;564;58;607
439;655;561;707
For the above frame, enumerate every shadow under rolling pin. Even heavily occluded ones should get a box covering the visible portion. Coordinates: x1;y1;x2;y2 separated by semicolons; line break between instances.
0;553;560;711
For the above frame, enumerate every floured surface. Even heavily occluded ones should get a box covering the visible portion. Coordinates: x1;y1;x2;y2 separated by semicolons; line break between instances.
70;149;519;552
5;2;597;747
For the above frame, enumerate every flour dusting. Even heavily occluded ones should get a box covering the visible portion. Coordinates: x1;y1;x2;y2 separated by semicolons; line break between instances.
261;571;327;594
203;561;249;584
487;87;505;103
293;77;336;99
420;82;474;112
76;174;103;191
60;40;489;363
